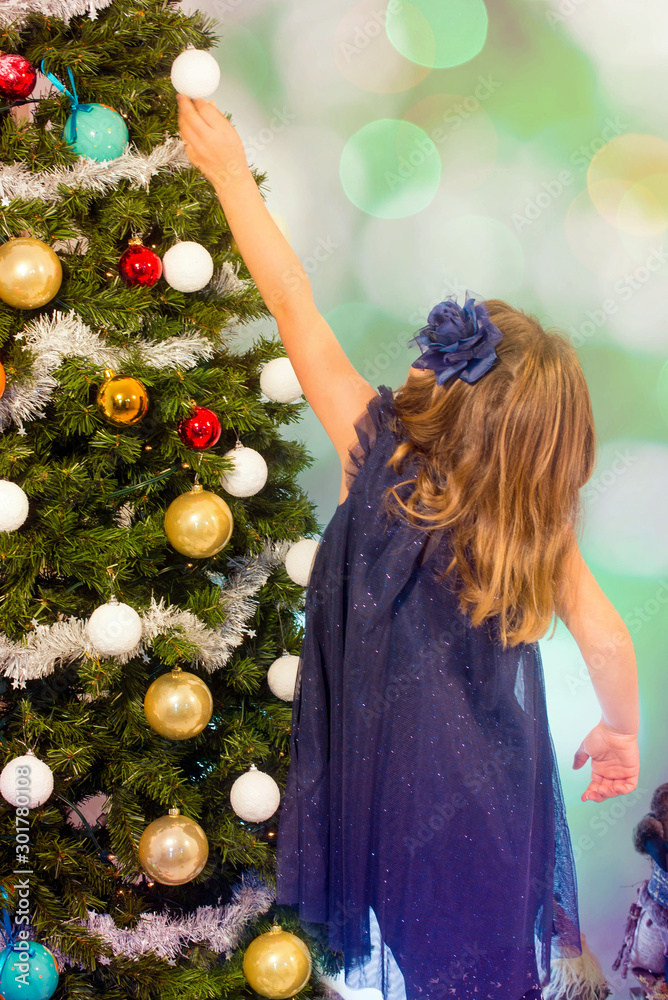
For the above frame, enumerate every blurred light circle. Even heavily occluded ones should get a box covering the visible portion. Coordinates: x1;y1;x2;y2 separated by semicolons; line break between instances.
587;133;668;237
386;0;488;69
603;257;668;355
340;119;440;218
657;360;668;429
334;0;431;93
582;441;668;577
564;187;665;281
404;93;498;193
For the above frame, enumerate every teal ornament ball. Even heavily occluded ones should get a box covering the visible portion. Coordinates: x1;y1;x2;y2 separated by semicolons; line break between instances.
0;942;59;1000
63;103;128;161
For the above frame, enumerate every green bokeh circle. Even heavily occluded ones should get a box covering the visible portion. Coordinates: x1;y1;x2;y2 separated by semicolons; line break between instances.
339;119;441;219
386;0;488;69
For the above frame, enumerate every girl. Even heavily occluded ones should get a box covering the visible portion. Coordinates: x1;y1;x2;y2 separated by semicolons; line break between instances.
177;95;640;1000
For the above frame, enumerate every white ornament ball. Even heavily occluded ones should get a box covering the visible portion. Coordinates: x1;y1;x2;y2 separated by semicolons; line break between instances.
267;654;300;702
87;598;143;656
220;444;268;497
0;480;29;531
162;241;214;292
259;357;303;403
171;48;221;99
230;764;280;823
284;537;319;587
0;753;54;809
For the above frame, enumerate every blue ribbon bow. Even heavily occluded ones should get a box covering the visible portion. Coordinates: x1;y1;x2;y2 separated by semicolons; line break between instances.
40;61;80;109
408;290;503;386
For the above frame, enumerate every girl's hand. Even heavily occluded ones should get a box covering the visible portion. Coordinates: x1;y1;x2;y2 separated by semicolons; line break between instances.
177;93;250;189
573;719;640;802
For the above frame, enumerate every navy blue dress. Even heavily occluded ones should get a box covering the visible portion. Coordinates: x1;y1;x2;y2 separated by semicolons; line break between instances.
276;385;582;1000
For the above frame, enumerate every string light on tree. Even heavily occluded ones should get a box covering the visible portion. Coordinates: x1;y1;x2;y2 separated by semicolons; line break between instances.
0;480;29;532
0;237;62;310
220;442;268;497
170;48;220;99
0;362;6;398
0;941;59;1000
144;666;213;740
138;807;209;885
177;405;221;450
96;369;149;426
164;483;233;558
0;53;37;100
86;596;143;656
0;751;54;809
243;924;312;999
162;241;214;292
284;538;319;587
267;654;299;702
259;357;303;403
118;239;163;287
230;764;280;823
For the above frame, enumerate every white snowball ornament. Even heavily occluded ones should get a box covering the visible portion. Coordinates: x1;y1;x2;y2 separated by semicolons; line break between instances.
259;357;303;403
0;480;29;531
220;442;268;497
230;764;280;823
86;597;143;656
170;48;220;99
0;751;54;809
284;537;319;587
162;242;214;292
267;654;300;702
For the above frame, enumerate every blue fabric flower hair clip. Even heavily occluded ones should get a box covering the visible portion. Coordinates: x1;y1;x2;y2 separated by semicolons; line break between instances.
408;291;504;385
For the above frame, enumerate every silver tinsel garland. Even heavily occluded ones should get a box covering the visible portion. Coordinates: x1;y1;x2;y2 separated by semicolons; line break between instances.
0;305;248;432
0;539;291;688
45;869;275;967
0;0;113;27
0;138;189;202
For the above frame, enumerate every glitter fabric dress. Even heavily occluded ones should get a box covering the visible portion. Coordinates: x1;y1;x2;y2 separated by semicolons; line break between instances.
276;384;582;1000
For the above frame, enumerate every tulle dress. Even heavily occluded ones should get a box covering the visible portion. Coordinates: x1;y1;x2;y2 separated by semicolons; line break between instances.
276;385;582;1000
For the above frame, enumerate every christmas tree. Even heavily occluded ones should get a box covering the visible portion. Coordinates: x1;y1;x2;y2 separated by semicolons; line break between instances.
0;1;332;996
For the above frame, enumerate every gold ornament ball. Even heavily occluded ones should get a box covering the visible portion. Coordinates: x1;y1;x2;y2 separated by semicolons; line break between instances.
96;368;149;426
138;807;208;885
243;925;312;999
164;484;233;558
144;666;213;740
0;237;62;309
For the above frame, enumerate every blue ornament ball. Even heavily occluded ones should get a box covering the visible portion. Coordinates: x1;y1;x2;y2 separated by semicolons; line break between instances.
0;941;59;1000
63;102;128;162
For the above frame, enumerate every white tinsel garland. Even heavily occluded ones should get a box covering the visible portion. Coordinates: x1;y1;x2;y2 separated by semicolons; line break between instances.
0;539;290;688
45;869;274;967
0;0;113;26
0;138;189;201
0;310;220;432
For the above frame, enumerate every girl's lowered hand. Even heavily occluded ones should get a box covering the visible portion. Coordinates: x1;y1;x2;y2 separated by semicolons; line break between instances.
177;93;249;189
573;718;640;802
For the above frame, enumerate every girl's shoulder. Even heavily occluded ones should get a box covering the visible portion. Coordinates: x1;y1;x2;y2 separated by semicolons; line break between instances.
344;384;401;491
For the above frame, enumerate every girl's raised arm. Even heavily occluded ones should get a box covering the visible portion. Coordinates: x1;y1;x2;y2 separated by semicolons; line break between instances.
556;533;640;802
177;95;377;468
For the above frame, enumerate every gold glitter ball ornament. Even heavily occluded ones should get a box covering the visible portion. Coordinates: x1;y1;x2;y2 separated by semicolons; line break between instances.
144;666;213;740
0;237;62;309
138;807;208;885
96;368;149;426
164;483;233;558
243;924;312;999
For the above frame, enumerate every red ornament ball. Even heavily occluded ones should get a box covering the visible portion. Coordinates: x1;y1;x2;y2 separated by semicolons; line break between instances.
177;407;221;450
118;244;163;287
0;53;37;100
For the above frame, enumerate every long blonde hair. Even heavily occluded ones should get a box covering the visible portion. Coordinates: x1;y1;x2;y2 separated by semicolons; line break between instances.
384;298;596;647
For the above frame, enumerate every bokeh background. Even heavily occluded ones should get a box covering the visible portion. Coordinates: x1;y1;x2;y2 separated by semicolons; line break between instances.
182;0;667;995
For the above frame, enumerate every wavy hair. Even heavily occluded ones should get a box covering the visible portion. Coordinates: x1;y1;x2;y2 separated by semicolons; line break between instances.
384;298;596;647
